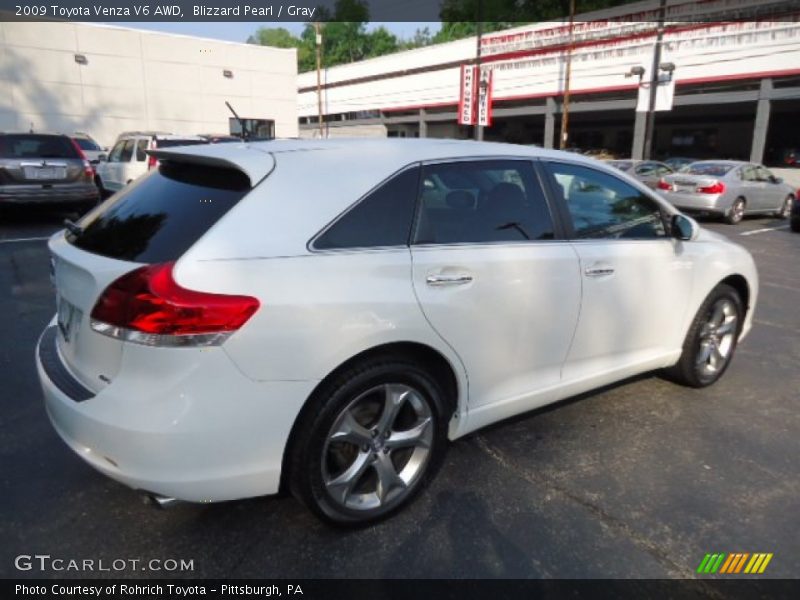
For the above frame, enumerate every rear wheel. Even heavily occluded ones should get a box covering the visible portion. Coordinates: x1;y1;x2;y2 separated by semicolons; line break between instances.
775;195;793;219
724;197;745;224
288;358;449;525
665;283;743;388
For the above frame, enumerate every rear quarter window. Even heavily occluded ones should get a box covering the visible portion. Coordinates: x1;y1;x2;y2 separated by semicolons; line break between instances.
67;162;250;263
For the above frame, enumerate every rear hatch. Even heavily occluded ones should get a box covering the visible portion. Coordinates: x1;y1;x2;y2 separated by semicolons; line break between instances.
48;151;270;392
0;134;86;185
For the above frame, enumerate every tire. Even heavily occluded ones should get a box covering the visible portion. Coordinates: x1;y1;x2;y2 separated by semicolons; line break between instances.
664;283;744;388
775;195;793;219
287;357;449;525
94;176;109;199
724;197;745;224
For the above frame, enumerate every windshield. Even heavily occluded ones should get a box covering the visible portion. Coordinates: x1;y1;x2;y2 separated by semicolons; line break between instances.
74;138;101;151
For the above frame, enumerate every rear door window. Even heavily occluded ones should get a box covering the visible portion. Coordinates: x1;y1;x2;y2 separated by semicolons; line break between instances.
119;140;134;162
413;160;555;244
67;162;250;263
135;139;148;161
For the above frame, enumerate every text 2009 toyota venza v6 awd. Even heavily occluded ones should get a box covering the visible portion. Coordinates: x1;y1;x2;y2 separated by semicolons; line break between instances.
36;139;758;524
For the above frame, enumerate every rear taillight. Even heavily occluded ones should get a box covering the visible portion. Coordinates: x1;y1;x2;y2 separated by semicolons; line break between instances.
70;138;94;180
90;262;260;347
697;181;725;194
147;140;158;170
657;178;672;191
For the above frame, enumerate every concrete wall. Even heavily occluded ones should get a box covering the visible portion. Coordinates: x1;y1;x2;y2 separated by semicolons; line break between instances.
0;22;297;147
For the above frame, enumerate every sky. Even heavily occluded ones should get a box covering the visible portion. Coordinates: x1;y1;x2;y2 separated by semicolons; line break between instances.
115;22;441;44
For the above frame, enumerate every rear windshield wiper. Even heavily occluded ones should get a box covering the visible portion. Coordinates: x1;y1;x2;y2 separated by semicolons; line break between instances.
63;219;83;236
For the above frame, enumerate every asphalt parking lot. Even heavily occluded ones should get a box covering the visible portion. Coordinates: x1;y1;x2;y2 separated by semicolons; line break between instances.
1;208;798;579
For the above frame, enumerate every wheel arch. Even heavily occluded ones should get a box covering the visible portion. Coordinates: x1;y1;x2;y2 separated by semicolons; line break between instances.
720;273;751;317
279;341;462;492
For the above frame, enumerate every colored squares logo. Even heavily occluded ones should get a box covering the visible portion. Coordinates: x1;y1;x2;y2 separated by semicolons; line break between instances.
697;553;773;574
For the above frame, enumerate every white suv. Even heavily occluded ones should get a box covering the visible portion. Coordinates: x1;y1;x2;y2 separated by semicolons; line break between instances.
37;139;758;524
94;132;207;194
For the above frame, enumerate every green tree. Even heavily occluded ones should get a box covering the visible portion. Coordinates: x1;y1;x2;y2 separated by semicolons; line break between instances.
246;27;300;48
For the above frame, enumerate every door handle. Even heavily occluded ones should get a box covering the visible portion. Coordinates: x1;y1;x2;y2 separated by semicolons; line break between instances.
584;266;615;277
426;274;473;286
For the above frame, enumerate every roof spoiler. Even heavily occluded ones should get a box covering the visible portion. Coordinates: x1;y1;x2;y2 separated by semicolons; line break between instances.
147;145;275;187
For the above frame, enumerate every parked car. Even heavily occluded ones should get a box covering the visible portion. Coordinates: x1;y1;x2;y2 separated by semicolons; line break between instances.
664;157;697;171
0;132;99;210
94;132;208;194
71;132;106;164
37;139;758;524
791;191;800;232
656;160;796;224
583;148;617;160
607;159;674;189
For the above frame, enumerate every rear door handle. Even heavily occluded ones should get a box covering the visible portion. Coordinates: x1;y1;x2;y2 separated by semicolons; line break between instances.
426;274;473;286
584;265;615;277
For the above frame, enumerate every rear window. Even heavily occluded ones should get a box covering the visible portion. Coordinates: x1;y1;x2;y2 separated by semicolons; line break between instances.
67;162;250;263
0;134;81;159
684;163;733;177
155;139;209;149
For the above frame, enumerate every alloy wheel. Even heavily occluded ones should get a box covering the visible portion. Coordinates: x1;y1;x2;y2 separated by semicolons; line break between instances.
695;297;738;380
321;383;434;512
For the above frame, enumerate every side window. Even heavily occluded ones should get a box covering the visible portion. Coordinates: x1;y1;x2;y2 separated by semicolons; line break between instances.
545;162;667;240
107;141;125;162
755;166;772;181
741;165;757;181
413;160;554;244
136;139;148;161
119;139;134;162
634;163;657;176
313;167;420;250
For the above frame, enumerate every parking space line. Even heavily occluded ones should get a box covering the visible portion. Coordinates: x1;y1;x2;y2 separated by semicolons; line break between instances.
0;236;51;244
740;225;790;236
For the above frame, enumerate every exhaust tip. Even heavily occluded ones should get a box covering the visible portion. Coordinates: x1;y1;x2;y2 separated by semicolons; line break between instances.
143;493;181;509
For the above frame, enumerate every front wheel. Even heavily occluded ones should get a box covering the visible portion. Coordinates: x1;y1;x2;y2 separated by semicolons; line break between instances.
664;283;744;388
288;358;449;525
775;195;793;219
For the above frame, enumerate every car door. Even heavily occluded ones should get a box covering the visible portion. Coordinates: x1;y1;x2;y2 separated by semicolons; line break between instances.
540;160;694;383
756;165;783;211
740;164;767;211
100;140;125;190
410;159;582;414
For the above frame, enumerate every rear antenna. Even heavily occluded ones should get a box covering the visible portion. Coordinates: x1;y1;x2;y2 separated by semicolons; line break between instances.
225;101;248;141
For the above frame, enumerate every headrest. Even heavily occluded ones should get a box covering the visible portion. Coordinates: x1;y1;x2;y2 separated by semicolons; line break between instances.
446;190;475;210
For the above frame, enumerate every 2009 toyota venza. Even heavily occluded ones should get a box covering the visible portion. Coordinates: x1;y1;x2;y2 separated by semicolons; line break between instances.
36;139;758;524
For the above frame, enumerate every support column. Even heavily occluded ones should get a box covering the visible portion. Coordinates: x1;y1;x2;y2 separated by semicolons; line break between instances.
544;97;556;149
419;108;428;138
750;78;772;164
631;108;647;160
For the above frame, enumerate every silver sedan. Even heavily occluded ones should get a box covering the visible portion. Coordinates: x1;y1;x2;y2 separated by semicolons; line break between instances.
656;161;796;224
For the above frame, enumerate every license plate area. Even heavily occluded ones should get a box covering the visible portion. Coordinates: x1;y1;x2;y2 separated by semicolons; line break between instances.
57;296;83;345
23;166;67;180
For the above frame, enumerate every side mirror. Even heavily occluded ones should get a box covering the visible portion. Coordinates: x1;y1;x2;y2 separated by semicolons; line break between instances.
770;176;783;184
671;213;697;241
97;154;107;162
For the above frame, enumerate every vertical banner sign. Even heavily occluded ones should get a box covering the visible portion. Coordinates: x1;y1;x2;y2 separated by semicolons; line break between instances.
458;65;477;126
477;68;494;127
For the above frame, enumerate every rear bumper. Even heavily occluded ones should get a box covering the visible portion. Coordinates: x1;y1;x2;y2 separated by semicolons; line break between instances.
0;184;99;205
660;192;728;215
36;323;317;503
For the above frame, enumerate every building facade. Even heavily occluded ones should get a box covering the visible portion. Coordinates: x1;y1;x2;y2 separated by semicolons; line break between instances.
0;21;298;147
298;0;800;168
